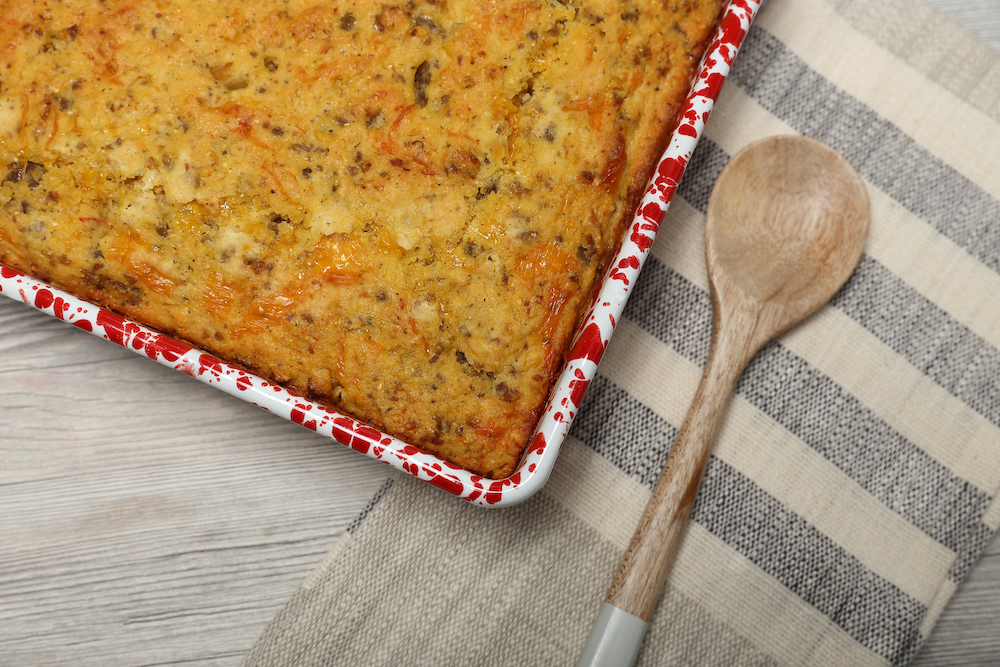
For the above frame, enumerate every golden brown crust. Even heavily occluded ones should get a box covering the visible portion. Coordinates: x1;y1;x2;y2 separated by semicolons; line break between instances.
0;0;722;478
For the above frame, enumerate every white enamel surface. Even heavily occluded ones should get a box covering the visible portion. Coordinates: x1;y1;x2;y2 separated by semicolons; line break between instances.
0;0;761;506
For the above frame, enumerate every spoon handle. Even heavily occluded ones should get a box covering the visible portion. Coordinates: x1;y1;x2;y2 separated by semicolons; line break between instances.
577;319;751;666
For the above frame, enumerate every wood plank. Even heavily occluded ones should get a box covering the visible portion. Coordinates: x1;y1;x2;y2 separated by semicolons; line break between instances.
925;0;1000;49
0;296;394;666
2;2;1000;664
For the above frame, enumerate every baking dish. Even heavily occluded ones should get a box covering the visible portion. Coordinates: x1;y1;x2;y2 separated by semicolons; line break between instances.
0;0;760;507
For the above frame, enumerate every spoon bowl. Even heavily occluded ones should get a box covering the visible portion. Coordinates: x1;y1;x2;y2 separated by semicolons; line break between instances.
577;135;870;667
708;135;870;352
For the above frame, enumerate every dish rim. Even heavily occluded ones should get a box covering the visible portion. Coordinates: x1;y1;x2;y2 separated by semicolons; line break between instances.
0;0;761;507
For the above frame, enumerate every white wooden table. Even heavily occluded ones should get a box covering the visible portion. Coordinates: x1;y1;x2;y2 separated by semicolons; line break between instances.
2;3;999;665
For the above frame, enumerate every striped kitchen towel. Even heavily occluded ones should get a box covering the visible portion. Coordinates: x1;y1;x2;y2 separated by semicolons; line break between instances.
244;0;1000;665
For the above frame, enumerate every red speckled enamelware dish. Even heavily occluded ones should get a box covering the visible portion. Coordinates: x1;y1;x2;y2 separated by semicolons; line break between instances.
1;0;761;507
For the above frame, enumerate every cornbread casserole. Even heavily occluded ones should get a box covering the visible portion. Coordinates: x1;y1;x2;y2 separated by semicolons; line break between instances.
0;0;722;478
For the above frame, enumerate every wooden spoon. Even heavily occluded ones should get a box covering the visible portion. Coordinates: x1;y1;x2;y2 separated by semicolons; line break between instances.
576;135;870;666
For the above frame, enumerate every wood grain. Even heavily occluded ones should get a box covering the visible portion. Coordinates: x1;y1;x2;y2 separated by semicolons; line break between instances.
0;296;394;666
925;0;1000;49
607;136;869;625
605;313;745;620
2;3;999;665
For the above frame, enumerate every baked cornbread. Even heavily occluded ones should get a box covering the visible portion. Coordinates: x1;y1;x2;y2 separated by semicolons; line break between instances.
0;0;722;478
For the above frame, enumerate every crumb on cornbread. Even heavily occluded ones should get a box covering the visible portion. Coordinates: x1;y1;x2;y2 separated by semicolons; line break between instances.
0;0;723;477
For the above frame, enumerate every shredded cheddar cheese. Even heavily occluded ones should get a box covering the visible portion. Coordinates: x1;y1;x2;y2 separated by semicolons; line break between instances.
0;0;722;477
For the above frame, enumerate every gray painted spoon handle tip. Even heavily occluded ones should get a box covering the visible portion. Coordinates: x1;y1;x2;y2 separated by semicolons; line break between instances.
575;602;649;667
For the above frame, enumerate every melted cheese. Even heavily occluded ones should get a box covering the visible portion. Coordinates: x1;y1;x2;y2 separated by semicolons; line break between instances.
0;0;723;477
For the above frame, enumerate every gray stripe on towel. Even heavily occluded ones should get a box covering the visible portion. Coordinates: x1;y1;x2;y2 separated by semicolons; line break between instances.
697;459;924;665
731;28;1000;275
677;136;1000;430
621;259;991;571
569;375;677;488
571;376;926;664
831;256;1000;428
